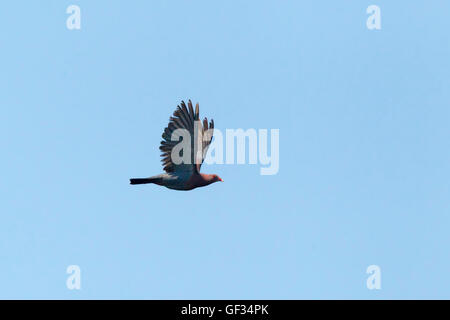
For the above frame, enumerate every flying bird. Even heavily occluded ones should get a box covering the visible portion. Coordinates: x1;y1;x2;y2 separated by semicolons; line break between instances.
130;100;223;191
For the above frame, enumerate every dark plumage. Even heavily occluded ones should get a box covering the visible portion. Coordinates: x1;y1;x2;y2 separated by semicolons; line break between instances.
130;100;223;190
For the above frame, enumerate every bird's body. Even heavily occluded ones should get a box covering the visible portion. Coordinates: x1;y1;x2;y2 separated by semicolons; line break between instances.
130;100;222;191
130;172;219;191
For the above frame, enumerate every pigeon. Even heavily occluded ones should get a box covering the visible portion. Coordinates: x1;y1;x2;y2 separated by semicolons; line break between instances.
130;100;223;191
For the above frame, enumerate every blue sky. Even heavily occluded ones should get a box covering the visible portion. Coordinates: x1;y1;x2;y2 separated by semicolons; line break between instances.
0;1;449;299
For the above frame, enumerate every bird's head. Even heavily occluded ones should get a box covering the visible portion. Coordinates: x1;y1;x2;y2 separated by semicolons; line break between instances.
201;173;223;186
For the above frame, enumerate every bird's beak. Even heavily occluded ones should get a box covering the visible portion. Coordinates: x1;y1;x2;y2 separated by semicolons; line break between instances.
219;178;224;182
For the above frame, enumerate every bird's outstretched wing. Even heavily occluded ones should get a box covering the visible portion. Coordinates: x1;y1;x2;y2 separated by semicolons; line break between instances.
159;100;214;174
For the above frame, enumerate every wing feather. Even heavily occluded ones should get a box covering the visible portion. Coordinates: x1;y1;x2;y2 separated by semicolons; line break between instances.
159;100;214;174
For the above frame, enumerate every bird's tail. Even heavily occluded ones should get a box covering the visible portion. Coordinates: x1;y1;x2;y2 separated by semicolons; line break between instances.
129;177;160;185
